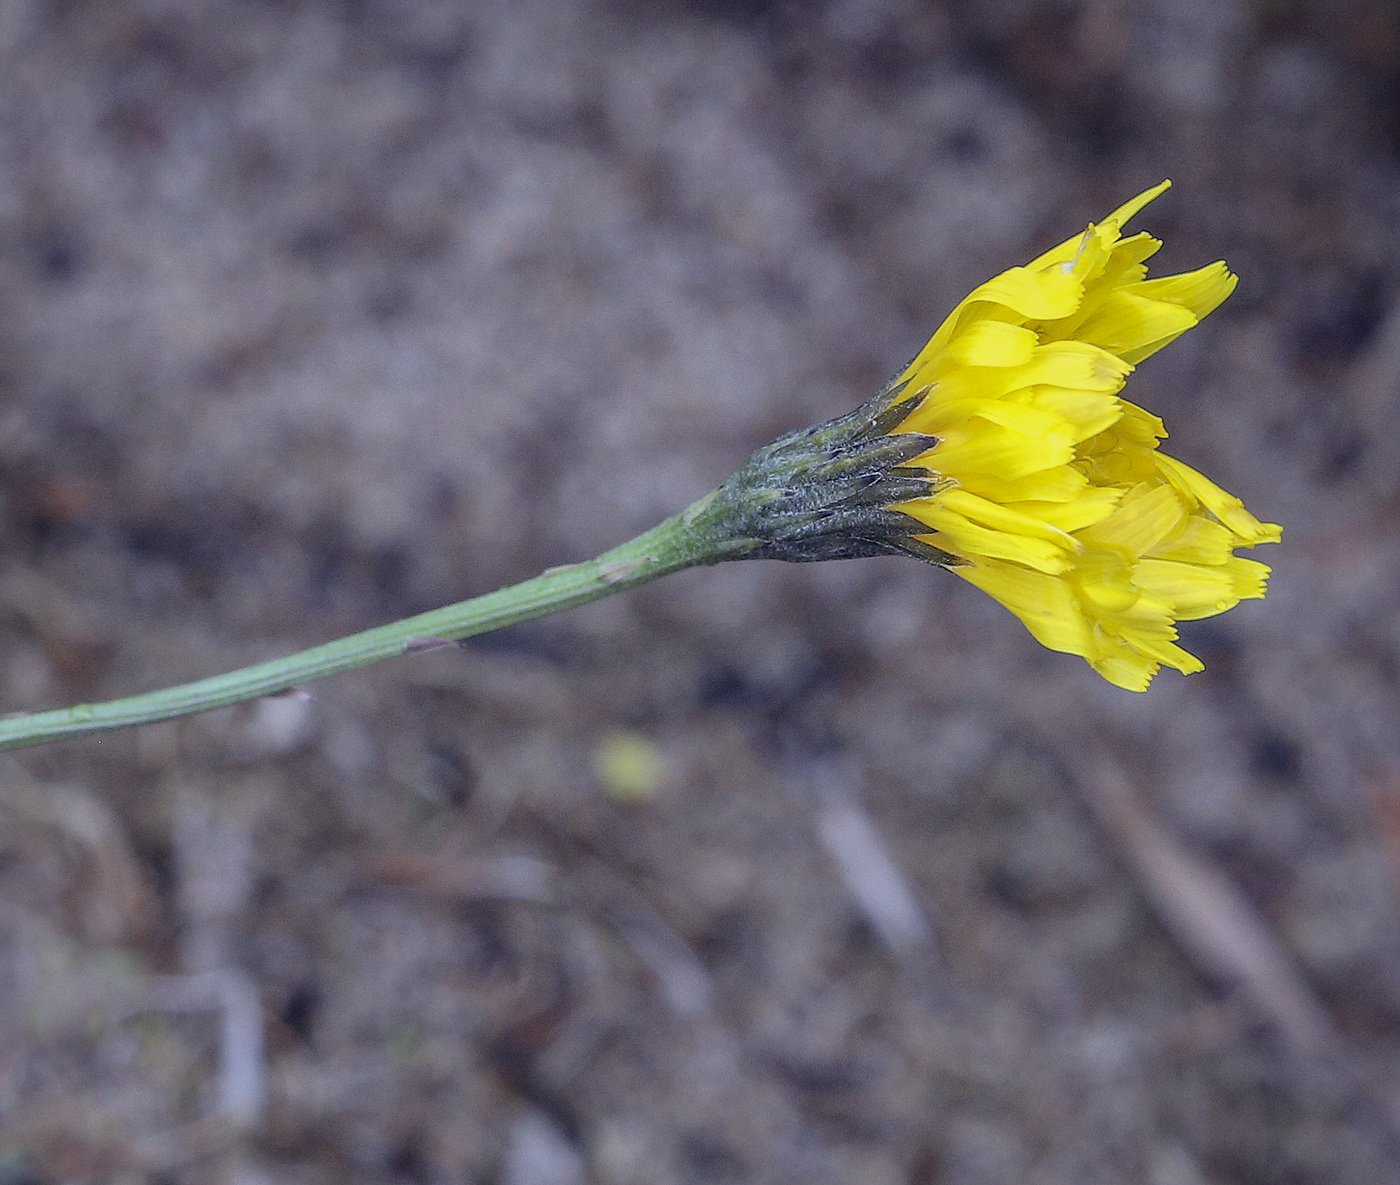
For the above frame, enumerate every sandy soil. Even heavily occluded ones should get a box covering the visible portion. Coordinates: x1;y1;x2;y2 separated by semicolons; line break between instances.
3;1;1400;1182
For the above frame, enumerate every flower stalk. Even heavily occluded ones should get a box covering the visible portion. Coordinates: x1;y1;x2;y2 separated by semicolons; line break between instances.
0;507;719;752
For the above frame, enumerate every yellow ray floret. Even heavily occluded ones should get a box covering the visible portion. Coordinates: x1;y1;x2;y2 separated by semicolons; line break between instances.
888;181;1280;690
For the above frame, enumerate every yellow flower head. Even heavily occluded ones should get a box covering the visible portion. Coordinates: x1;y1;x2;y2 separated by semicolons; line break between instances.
887;181;1280;690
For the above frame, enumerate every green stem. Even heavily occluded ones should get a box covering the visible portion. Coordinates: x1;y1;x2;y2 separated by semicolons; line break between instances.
0;498;728;753
0;380;949;756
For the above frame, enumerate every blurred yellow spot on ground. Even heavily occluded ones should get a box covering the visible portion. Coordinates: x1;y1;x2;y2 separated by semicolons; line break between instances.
594;729;667;803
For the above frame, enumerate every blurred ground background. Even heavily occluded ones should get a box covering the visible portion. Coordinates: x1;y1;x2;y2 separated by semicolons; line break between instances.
1;0;1399;1182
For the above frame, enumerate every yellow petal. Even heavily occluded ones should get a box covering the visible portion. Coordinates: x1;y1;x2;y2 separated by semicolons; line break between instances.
1078;483;1185;555
1146;515;1236;566
1135;555;1272;620
1016;488;1124;531
951;464;1092;504
1133;262;1237;320
1119;632;1204;677
1016;341;1133;391
1073;292;1200;363
933;423;1075;479
955;559;1095;655
944;320;1040;368
966;266;1085;320
1102;179;1173;230
1018;386;1123;441
1091;653;1160;692
937;488;1080;546
912;397;1077;449
1096;639;1203;685
1153;454;1282;544
902;502;1074;573
1133;558;1247;617
1074;549;1142;612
